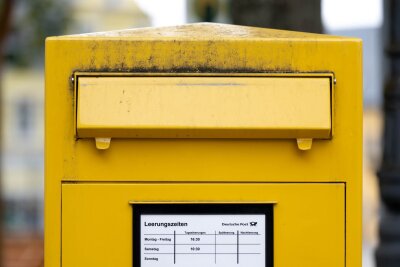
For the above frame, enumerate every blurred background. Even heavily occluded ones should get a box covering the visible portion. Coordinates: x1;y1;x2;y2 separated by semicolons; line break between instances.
0;0;391;266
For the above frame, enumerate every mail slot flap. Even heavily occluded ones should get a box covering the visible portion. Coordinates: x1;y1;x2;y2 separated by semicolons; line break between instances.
77;76;332;140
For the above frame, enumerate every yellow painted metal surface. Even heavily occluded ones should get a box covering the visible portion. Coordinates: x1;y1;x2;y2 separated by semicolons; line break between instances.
45;23;362;267
77;76;331;139
62;183;344;267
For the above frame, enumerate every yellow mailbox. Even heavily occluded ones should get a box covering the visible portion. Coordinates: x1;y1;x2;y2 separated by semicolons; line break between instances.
45;23;362;267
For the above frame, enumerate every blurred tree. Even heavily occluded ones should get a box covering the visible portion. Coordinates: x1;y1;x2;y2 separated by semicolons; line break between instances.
194;0;219;22
1;0;15;265
0;0;14;48
376;0;400;266
4;0;71;67
230;0;322;33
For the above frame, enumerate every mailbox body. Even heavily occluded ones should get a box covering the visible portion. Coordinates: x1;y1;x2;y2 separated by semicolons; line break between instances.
45;23;362;267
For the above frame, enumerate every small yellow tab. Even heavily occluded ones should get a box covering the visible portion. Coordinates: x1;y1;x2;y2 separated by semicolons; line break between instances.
297;138;313;151
95;138;111;150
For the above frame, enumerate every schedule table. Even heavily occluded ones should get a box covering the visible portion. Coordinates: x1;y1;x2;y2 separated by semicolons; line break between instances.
140;214;266;267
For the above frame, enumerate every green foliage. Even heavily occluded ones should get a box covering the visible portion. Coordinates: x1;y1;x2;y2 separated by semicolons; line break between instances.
4;0;71;67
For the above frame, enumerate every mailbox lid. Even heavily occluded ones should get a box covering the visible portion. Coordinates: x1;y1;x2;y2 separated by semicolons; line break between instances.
76;75;332;139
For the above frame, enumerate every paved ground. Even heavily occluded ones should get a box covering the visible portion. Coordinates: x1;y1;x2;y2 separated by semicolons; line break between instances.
2;233;43;267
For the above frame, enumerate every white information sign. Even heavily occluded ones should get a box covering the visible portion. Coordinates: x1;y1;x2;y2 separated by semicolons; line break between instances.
140;214;266;267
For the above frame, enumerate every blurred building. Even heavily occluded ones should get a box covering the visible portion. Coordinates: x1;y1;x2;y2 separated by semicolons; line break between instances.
1;0;149;235
2;69;44;233
68;0;149;33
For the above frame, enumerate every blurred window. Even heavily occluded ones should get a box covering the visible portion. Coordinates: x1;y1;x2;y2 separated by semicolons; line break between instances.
15;99;34;139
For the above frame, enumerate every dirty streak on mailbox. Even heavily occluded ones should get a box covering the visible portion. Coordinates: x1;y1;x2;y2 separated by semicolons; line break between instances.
45;23;362;267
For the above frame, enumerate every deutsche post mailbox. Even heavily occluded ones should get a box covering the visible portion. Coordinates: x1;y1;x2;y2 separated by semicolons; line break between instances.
45;23;362;267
